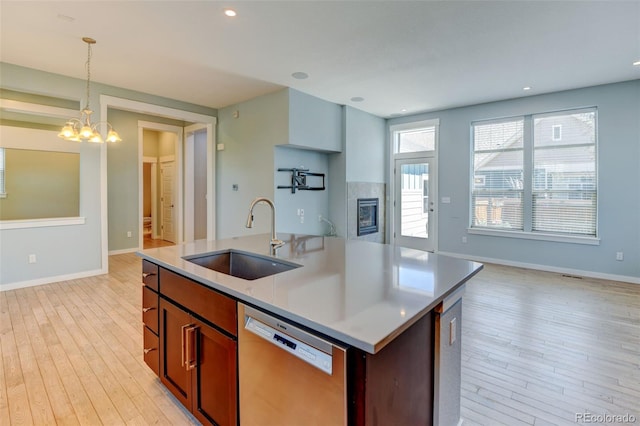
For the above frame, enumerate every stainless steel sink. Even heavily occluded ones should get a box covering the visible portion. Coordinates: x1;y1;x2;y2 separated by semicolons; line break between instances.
183;249;301;280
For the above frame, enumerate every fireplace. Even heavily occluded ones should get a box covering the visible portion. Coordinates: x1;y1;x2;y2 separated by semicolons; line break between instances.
357;198;379;236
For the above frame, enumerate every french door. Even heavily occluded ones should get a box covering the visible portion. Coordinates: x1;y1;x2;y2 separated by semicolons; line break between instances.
394;157;436;251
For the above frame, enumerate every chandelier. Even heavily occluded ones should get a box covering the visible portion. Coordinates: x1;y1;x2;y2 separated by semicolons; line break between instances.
58;37;122;143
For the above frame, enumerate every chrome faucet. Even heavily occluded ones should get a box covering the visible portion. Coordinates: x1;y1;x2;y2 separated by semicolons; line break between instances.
246;197;285;254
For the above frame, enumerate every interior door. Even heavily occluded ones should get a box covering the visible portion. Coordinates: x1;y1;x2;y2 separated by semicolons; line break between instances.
161;161;176;243
394;158;436;251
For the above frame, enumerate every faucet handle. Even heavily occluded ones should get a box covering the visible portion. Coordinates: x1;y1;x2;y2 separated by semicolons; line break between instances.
270;238;285;249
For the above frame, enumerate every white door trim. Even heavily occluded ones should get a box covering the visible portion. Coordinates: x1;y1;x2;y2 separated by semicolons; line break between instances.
393;157;438;252
184;122;215;241
388;119;439;252
138;121;183;249
100;94;216;273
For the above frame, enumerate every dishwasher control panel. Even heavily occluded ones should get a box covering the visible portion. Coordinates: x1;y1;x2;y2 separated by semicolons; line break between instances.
245;316;333;375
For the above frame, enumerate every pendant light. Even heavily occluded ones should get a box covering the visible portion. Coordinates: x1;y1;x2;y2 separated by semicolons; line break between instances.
58;37;122;143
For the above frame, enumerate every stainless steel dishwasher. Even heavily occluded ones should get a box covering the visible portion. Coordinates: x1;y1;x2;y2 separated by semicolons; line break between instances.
238;304;347;426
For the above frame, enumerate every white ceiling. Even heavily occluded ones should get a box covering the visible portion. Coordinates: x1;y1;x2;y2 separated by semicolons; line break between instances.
1;1;639;118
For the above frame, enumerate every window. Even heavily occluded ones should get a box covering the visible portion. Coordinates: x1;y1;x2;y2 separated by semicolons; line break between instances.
471;108;597;240
533;110;596;235
0;147;5;197
396;126;436;153
471;119;524;230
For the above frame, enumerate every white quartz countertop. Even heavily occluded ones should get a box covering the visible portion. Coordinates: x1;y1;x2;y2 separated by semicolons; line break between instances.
137;234;483;354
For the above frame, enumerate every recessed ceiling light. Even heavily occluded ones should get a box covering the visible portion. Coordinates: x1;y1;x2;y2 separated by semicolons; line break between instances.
291;72;309;80
401;108;407;113
224;9;237;17
633;60;640;66
350;97;364;102
57;14;75;22
523;86;531;91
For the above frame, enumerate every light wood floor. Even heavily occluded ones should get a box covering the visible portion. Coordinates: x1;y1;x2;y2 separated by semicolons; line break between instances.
461;265;640;425
1;254;638;425
143;236;175;250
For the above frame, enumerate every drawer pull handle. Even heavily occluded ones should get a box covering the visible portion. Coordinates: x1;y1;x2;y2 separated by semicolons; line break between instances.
142;307;155;313
143;347;156;355
142;272;156;279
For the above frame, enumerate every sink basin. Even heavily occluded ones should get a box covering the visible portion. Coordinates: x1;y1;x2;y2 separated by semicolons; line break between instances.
183;249;301;280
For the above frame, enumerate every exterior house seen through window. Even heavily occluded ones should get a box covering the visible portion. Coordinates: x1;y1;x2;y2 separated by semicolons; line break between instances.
471;108;597;239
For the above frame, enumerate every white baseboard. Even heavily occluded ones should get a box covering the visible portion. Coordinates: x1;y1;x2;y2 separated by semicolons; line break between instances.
108;247;140;255
0;268;105;292
438;251;640;285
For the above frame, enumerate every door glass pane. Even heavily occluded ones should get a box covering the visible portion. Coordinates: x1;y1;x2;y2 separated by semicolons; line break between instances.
400;162;429;239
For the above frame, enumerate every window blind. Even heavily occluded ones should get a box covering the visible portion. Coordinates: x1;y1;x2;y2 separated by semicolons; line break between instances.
532;110;597;236
471;119;524;230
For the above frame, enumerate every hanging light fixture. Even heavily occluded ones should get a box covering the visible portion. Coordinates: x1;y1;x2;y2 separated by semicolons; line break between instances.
58;37;122;143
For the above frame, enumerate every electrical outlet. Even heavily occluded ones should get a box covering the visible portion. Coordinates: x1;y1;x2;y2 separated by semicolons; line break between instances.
616;252;624;261
462;236;468;243
28;254;37;264
127;231;132;238
300;215;304;224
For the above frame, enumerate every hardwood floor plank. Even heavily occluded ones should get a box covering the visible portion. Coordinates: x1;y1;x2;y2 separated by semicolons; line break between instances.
461;263;640;425
2;254;638;426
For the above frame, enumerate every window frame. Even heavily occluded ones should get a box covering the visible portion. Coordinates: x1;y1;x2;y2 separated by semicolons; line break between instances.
468;107;599;246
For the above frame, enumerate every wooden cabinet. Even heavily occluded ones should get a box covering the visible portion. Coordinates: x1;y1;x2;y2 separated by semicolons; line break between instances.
141;263;238;426
159;298;237;426
142;260;159;376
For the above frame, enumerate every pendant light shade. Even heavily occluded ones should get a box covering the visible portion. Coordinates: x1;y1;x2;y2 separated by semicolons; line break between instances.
58;37;122;143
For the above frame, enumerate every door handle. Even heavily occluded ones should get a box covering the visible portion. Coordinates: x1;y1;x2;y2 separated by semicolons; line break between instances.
184;325;198;371
181;323;191;368
142;307;155;313
142;272;156;279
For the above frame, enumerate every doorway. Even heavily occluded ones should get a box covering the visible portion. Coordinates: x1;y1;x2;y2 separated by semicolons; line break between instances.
184;124;210;242
139;122;182;249
389;119;439;252
394;157;436;251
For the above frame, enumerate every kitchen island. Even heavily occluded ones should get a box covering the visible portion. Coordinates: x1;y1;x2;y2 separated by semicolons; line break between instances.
138;234;482;426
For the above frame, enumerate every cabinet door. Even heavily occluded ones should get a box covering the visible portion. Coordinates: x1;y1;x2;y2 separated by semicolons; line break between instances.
192;318;238;426
159;298;193;408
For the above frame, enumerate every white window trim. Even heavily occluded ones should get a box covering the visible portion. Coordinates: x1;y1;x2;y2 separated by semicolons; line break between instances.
468;227;600;245
0;216;86;230
470;107;598;242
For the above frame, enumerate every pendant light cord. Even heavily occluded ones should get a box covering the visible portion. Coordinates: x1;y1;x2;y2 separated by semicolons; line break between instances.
84;40;92;112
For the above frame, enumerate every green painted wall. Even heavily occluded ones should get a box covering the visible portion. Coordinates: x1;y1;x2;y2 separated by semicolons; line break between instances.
0;149;79;220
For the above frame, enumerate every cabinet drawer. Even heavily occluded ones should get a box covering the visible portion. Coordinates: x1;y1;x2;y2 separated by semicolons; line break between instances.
142;260;159;291
143;326;159;376
142;285;159;334
160;268;237;336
